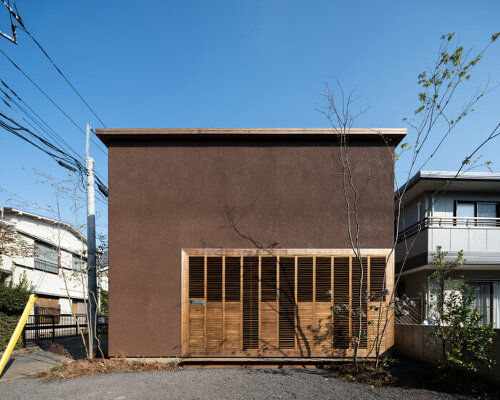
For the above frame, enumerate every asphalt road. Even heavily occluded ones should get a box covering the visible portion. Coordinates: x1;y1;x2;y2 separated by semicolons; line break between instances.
0;368;471;400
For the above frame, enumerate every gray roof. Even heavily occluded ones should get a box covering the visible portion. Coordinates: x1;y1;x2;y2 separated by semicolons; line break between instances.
395;170;500;203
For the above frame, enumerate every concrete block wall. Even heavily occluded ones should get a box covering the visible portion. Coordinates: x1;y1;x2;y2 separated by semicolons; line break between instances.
395;324;500;381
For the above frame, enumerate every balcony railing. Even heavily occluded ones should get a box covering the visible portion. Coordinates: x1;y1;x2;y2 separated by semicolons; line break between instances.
34;259;59;274
397;216;500;242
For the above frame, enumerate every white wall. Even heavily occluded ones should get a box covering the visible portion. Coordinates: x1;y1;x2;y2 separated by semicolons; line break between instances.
1;212;88;312
432;192;500;218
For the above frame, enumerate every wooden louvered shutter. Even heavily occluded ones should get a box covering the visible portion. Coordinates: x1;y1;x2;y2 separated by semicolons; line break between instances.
224;256;241;349
260;257;277;350
184;250;391;357
297;257;313;302
188;256;205;350
242;257;259;350
315;257;331;302
351;257;368;349
278;257;295;349
314;257;333;351
370;257;387;301
206;257;223;350
333;257;350;349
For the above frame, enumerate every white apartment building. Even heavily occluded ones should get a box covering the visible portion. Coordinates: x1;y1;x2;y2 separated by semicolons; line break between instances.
395;171;500;328
0;207;88;314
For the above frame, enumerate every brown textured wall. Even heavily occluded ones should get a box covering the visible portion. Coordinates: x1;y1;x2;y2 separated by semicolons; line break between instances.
107;137;396;356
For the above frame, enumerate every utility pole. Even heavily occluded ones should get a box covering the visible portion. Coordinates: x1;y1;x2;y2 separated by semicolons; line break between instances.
86;124;97;358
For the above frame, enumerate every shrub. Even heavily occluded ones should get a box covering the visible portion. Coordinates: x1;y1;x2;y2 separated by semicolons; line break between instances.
0;272;32;351
428;247;496;373
0;272;32;314
0;312;24;351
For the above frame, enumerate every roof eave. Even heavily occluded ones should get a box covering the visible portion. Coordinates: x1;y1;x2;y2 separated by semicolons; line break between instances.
95;128;407;147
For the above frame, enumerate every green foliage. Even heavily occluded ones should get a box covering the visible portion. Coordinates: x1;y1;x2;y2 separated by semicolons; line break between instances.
379;357;398;370
0;272;32;314
428;247;495;373
0;312;25;351
100;290;108;314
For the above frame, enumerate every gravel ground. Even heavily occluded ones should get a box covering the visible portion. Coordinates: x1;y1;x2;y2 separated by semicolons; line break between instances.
0;368;471;400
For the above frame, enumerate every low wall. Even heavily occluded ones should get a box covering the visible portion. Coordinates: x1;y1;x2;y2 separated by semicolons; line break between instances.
394;324;500;381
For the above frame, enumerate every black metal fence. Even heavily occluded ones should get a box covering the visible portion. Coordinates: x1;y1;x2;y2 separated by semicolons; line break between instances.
24;308;108;343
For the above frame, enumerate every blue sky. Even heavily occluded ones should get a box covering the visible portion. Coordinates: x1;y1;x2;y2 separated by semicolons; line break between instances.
0;0;499;237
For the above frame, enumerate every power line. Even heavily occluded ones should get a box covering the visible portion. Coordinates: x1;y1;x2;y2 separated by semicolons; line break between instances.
0;78;108;186
0;109;108;200
0;47;108;156
18;26;108;129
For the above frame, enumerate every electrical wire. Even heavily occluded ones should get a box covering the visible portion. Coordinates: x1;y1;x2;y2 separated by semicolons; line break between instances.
18;25;108;129
0;109;108;200
0;47;108;156
0;78;108;187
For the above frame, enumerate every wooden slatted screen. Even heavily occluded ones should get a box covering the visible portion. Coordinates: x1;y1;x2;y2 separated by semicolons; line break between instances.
278;257;295;349
243;257;259;349
333;257;350;349
370;257;387;301
184;251;389;357
351;257;368;349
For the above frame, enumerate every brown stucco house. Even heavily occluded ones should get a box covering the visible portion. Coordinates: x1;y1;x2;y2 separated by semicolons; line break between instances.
96;128;406;361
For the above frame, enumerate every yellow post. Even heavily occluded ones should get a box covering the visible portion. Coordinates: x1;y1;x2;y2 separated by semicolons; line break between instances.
0;293;37;378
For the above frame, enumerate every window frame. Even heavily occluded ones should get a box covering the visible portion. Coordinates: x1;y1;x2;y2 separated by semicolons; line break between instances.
34;241;59;274
454;200;499;226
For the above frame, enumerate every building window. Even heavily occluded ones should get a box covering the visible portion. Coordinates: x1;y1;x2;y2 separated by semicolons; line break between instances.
470;282;500;329
455;202;475;225
455;201;498;226
34;242;59;274
72;255;87;272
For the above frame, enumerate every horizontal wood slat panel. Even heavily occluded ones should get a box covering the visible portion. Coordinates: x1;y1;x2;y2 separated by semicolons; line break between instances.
189;256;204;298
261;257;277;301
351;257;368;349
315;257;332;302
279;257;295;349
243;257;259;350
333;257;350;349
370;257;387;301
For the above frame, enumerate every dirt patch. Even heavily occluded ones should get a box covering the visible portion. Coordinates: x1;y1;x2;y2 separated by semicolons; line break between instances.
36;358;180;381
328;362;397;387
47;342;72;359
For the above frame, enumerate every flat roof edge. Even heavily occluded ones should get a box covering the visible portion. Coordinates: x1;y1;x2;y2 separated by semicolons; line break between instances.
95;128;407;146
